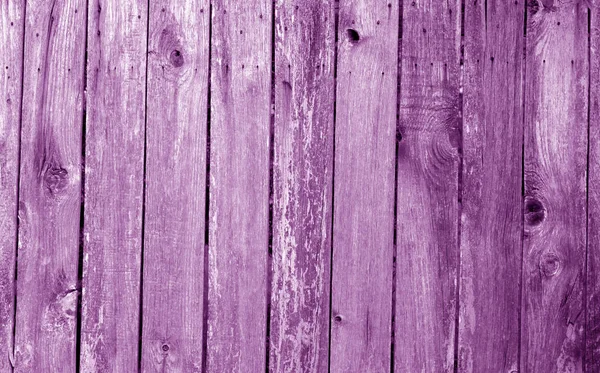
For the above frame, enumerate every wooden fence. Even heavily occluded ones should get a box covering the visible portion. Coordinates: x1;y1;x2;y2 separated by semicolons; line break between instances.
0;0;599;372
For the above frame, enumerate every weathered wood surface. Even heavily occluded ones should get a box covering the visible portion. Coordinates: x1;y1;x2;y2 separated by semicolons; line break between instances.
207;1;271;371
587;1;600;371
458;1;524;372
394;0;460;371
2;1;600;370
80;0;147;371
0;1;23;370
269;0;335;372
521;1;588;372
14;0;86;370
328;1;398;372
140;1;209;372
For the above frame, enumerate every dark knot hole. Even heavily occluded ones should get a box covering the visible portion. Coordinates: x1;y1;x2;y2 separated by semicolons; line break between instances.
525;199;543;213
346;29;360;43
169;49;184;67
525;198;545;226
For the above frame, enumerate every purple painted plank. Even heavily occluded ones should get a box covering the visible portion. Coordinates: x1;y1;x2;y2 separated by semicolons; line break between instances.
394;0;460;371
329;1;398;371
521;2;588;371
269;0;335;371
80;1;147;371
207;1;271;371
140;1;209;371
458;1;524;372
587;3;600;370
14;0;85;370
0;1;23;370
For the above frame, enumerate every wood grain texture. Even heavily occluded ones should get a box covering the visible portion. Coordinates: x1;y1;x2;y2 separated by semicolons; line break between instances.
328;1;398;371
207;1;271;371
587;1;599;371
269;0;335;372
80;0;147;371
0;1;24;370
14;0;85;370
394;0;461;371
521;1;588;372
458;1;524;372
140;2;209;372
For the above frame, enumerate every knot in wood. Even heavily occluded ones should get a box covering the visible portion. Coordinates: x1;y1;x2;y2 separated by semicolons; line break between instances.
159;28;185;70
540;0;555;11
169;49;184;68
525;197;545;226
527;0;540;15
447;124;461;150
44;165;69;195
346;29;360;44
540;252;561;277
161;343;170;352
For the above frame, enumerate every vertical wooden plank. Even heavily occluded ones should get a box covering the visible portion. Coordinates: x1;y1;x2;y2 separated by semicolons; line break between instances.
270;1;335;372
140;1;209;371
14;0;85;370
0;1;24;370
458;1;524;372
394;0;461;371
521;1;588;371
329;1;398;372
588;2;600;371
80;0;147;371
587;0;599;370
207;1;271;371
